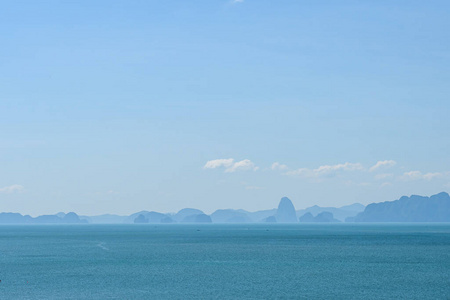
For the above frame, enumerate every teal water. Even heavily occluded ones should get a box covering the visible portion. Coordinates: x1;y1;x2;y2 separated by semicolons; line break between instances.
0;224;449;299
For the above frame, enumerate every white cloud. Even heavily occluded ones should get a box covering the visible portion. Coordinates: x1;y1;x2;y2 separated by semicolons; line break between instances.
315;162;364;173
204;158;234;169
0;184;25;194
271;162;288;171
422;173;443;180
204;158;258;173
400;171;443;181
226;159;258;172
369;160;397;172
232;0;244;3
286;162;364;178
380;182;393;188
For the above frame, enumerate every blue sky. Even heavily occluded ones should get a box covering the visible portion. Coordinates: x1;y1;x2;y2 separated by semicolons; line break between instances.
1;0;449;216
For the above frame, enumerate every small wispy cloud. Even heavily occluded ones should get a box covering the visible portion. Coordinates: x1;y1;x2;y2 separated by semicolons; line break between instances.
369;160;396;172
286;162;364;178
204;158;258;173
229;159;258;172
204;158;234;169
232;0;244;3
400;171;443;181
380;182;393;188
0;184;25;194
271;162;288;171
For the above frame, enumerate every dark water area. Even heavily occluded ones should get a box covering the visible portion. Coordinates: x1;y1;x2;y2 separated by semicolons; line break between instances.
0;224;449;299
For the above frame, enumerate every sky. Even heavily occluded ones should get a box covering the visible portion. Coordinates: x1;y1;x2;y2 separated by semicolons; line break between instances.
1;0;449;216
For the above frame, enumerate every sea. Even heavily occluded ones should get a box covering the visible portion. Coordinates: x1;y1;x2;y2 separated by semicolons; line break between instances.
0;224;449;299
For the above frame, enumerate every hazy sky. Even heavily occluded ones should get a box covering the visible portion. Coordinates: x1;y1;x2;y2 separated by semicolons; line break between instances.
1;1;449;216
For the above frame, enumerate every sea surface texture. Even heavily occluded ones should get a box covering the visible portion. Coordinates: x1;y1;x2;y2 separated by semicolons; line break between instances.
0;224;449;299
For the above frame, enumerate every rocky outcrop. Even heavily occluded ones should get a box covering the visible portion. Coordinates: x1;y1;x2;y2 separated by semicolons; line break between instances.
313;212;340;222
353;192;450;222
63;212;85;223
128;211;174;223
275;197;298;223
134;214;148;223
298;212;315;222
296;203;365;222
0;213;33;223
0;212;86;224
173;208;205;222
299;211;340;222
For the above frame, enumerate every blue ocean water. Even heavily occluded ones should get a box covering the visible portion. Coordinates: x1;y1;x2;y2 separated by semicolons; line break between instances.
0;224;449;299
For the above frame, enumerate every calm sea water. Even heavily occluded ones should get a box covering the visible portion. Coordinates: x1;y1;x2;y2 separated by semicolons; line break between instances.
0;224;449;299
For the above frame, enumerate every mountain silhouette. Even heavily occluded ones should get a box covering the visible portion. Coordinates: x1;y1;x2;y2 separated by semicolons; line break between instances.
276;197;298;223
352;192;450;222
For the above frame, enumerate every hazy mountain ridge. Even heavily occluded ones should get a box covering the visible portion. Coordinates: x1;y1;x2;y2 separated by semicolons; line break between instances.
350;192;450;222
299;212;340;223
0;212;87;224
172;208;205;222
296;203;365;222
210;209;252;223
80;214;128;224
1;192;448;224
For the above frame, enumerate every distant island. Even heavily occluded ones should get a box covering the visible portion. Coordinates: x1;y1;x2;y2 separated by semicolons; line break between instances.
349;192;450;222
0;212;88;224
0;192;449;224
